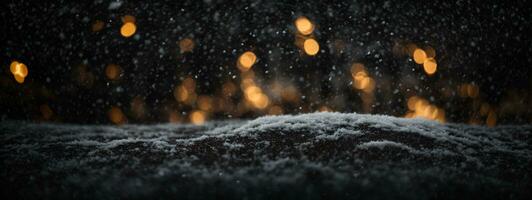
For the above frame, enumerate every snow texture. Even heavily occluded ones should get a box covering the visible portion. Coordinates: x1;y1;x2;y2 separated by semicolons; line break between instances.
1;112;531;199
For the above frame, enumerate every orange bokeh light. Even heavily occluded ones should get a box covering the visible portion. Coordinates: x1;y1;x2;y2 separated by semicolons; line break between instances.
295;16;314;35
120;22;136;38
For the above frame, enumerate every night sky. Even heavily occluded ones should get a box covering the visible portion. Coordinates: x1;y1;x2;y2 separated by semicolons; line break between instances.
1;0;531;124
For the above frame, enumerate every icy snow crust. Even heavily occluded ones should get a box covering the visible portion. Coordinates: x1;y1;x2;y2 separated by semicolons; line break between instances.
1;112;531;199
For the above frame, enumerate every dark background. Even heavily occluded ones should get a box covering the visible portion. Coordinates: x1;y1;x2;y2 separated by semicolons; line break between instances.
1;0;531;124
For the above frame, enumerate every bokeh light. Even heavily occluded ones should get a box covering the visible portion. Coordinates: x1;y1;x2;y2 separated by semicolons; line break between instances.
423;58;437;75
294;16;314;35
413;48;427;64
120;22;137;38
105;64;122;80
303;38;319;56
237;51;257;71
179;38;195;53
10;61;28;84
190;110;206;125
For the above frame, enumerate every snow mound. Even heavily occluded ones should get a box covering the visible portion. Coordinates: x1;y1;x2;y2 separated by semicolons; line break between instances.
1;112;531;199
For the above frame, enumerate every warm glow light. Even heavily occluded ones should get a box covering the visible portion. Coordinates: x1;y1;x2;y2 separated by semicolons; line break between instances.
10;61;28;84
413;48;427;64
105;64;121;80
174;85;189;102
238;51;257;71
179;38;195;53
108;106;126;125
303;38;319;56
423;58;437;75
407;96;419;111
404;96;445;123
120;22;136;38
190;110;206;125
295;16;314;35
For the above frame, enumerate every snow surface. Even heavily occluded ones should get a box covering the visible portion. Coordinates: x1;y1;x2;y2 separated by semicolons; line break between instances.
1;112;531;199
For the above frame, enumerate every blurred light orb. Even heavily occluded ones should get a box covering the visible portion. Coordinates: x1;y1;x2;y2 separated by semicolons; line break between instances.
238;51;256;70
179;38;195;53
423;58;437;75
413;48;427;64
105;64;121;80
10;61;28;84
190;110;206;125
303;38;319;56
174;85;189;102
120;22;136;38
295;16;314;35
108;106;126;125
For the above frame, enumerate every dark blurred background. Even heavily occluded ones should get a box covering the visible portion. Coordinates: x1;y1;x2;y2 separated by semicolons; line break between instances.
1;0;531;125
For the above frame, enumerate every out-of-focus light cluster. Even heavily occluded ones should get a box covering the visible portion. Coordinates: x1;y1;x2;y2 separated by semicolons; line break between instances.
350;63;375;93
6;11;522;128
294;16;320;56
174;77;197;104
411;46;437;75
10;61;28;84
350;63;376;112
241;71;270;110
404;96;446;123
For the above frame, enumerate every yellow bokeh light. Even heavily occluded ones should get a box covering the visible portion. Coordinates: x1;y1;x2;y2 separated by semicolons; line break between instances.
120;22;136;38
105;64;121;80
413;48;427;64
295;16;314;35
303;38;319;56
190;110;206;125
238;51;257;71
423;58;437;75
